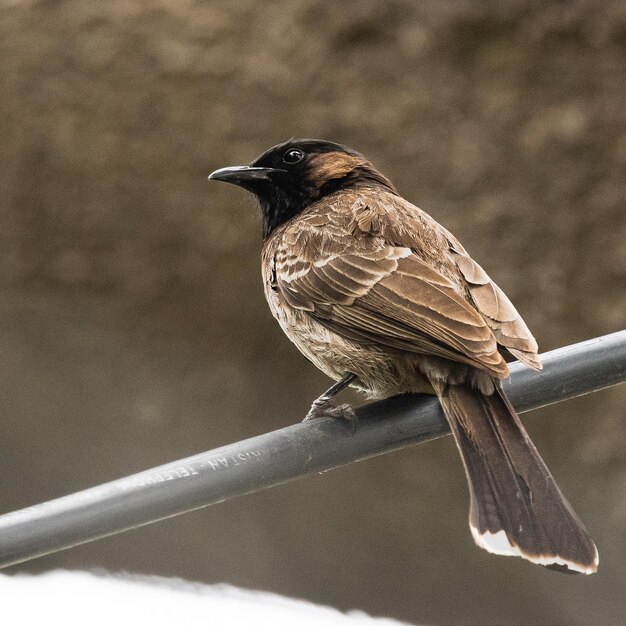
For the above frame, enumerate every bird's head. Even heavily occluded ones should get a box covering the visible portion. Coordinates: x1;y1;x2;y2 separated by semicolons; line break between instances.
209;139;396;238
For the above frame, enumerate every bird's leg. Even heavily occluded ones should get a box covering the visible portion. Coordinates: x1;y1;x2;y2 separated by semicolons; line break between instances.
303;373;358;429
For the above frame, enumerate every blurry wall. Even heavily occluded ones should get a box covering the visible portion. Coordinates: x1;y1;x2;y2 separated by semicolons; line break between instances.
0;1;624;625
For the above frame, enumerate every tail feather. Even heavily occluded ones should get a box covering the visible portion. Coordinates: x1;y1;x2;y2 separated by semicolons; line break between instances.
435;380;598;574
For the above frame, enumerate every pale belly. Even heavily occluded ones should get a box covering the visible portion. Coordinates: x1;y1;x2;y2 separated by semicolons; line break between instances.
269;299;434;399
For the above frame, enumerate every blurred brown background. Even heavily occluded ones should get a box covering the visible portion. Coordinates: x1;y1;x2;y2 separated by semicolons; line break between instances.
1;1;625;624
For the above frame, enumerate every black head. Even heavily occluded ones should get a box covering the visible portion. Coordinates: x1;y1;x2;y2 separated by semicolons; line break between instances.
209;139;396;238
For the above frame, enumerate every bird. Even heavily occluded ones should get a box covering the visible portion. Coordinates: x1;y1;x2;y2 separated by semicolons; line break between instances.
208;138;598;574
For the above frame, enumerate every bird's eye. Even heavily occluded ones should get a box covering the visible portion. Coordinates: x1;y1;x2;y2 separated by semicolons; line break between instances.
282;148;305;164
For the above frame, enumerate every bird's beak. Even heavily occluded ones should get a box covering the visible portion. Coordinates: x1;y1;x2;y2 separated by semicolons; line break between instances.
208;166;284;186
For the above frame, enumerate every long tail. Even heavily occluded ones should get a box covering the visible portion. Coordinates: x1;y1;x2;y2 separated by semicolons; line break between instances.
433;380;598;574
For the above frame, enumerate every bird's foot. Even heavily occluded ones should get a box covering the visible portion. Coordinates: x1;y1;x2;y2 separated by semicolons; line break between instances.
303;400;357;433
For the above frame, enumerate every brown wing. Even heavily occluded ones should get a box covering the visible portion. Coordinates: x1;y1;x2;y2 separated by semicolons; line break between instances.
268;188;541;376
272;219;508;377
354;192;542;370
444;235;542;370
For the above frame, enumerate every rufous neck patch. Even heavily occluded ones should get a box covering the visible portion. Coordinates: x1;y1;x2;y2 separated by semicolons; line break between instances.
307;152;364;188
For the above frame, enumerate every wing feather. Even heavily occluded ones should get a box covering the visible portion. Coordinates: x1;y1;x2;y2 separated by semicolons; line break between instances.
274;238;508;376
268;190;540;376
449;246;541;370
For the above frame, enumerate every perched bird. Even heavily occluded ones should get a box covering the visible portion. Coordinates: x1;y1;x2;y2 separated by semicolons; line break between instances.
209;139;598;574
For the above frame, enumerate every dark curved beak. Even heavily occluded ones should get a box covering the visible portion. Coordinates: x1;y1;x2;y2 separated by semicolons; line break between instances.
208;166;285;186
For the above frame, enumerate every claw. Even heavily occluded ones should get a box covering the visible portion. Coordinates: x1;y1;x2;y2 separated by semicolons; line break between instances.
302;373;358;433
303;400;357;433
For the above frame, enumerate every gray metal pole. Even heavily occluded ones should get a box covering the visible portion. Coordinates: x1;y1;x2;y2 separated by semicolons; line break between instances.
0;330;624;569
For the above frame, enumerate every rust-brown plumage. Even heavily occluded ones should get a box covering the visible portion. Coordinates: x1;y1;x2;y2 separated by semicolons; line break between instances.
209;139;598;574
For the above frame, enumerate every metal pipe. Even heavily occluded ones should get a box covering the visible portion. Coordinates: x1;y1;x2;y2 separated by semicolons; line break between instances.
0;330;624;569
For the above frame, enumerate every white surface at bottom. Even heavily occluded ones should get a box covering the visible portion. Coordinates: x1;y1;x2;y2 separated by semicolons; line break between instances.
0;569;414;626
